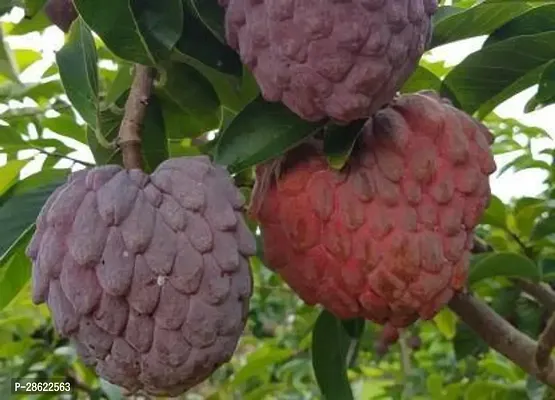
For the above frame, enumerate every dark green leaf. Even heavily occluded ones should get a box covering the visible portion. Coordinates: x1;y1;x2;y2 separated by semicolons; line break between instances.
490;287;520;318
480;195;507;228
0;170;68;260
430;1;531;48
186;0;226;43
453;322;488;360
515;297;543;339
468;252;541;285
88;92;167;170
536;59;555;106
73;0;183;65
23;0;47;17
141;96;168;173
214;96;324;172
196;64;259;113
174;5;242;76
323;120;365;170
103;63;133;107
312;310;354;400
56;17;99;130
514;200;546;239
531;216;555;241
441;31;555;116
485;4;555;46
156;62;221;136
541;258;555;281
341;318;365;339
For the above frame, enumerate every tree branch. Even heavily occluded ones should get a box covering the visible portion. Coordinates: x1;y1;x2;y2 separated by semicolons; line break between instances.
537;314;555;375
449;292;555;387
117;65;155;170
515;278;555;313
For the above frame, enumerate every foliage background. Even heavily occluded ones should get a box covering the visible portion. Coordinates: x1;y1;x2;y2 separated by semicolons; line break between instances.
1;0;555;399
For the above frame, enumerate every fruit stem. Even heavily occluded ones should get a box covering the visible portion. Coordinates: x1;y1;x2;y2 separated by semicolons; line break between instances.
117;64;156;170
449;292;555;387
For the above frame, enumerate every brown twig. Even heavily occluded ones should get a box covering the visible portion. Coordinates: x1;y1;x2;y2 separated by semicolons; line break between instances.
449;292;555;387
117;65;155;170
537;314;555;376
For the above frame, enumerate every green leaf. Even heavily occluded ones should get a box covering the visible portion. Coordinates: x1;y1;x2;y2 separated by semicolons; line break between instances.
214;97;324;172
468;252;541;285
86;107;122;166
7;8;50;35
73;0;183;65
401;65;442;94
0;26;20;82
230;343;293;388
514;200;546;239
430;0;531;48
480;195;507;229
312;310;354;400
23;0;47;17
453;322;488;360
426;374;443;397
41;114;86;143
441;31;555;116
531;216;555;241
0;160;27;196
156;62;221;136
14;49;41;71
186;0;226;43
0;170;68;260
173;5;242;76
341;318;365;339
540;257;555;281
490;287;520;318
433;308;457;340
56;17;99;130
87;91;167;170
140;96;168;173
515;297;543;339
0;232;32;310
536;59;555;106
485;4;555;46
103;63;133;107
323;120;365;170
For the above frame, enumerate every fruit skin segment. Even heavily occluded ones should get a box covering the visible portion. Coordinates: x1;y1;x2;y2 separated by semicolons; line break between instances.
25;156;256;396
218;0;438;123
251;91;497;328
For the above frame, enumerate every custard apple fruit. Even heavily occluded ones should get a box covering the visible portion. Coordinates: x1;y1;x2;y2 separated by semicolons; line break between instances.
250;91;496;328
44;0;78;33
26;156;256;396
219;0;437;122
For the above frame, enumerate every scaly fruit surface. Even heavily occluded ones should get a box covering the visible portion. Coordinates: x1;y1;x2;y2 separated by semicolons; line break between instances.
26;156;256;396
251;91;496;328
219;0;437;123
